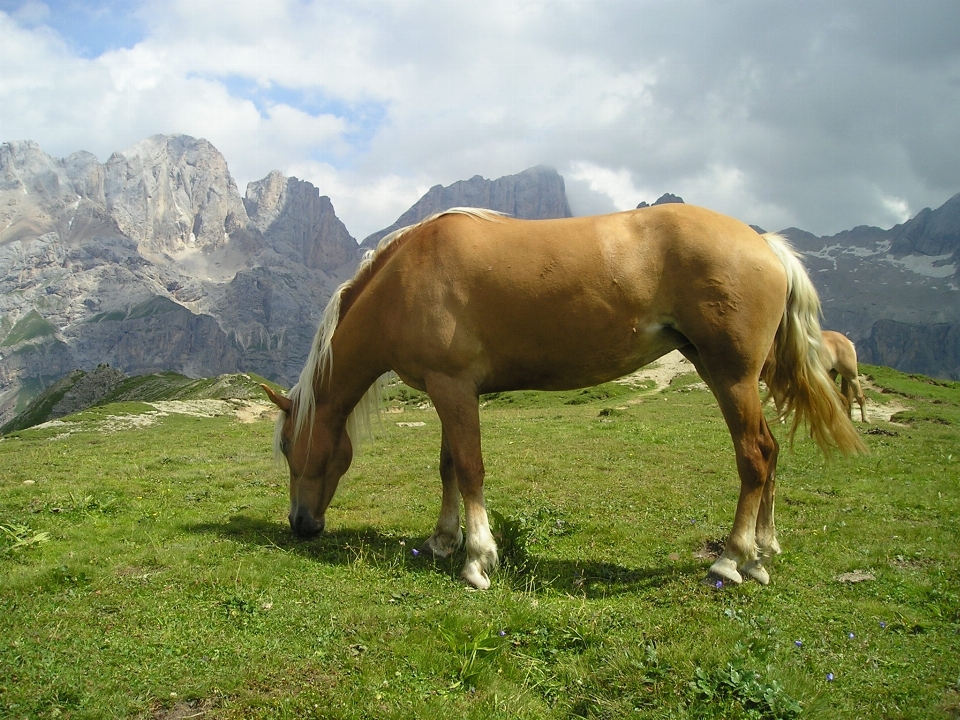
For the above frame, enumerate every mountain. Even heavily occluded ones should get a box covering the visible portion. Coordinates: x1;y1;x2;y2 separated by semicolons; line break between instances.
0;136;575;427
779;193;960;379
2;133;959;432
361;165;571;248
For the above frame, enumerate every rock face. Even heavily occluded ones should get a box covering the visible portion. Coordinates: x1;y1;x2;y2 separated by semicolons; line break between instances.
245;170;357;272
361;165;572;248
0;136;578;427
859;320;960;379
0;135;369;425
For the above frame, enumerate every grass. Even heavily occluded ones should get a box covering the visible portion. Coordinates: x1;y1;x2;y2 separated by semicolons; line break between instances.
0;309;58;347
0;368;958;718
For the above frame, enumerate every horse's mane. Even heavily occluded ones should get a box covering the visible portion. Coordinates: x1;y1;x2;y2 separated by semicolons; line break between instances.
275;207;506;458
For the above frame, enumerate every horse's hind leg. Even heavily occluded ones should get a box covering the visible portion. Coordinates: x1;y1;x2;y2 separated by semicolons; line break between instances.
851;376;868;423
680;347;778;584
422;428;464;558
755;440;781;561
710;379;779;585
840;377;854;419
425;373;498;590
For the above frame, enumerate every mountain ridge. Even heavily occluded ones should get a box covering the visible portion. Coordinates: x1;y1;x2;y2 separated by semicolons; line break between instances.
1;133;959;430
0;135;575;425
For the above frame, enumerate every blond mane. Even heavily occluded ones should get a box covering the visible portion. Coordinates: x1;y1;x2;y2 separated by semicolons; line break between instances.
274;207;506;458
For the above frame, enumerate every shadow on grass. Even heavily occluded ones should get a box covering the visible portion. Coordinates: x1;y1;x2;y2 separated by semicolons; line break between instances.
185;513;707;598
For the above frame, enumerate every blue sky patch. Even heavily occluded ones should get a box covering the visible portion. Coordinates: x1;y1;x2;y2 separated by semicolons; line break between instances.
220;74;388;168
2;0;147;57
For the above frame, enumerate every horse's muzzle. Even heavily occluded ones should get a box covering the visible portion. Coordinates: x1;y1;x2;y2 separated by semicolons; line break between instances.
289;506;324;537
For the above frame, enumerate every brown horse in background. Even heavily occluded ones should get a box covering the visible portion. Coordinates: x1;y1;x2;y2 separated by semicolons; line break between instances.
821;330;868;423
264;204;865;589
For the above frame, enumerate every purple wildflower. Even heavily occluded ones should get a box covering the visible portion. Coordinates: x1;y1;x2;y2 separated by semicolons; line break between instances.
411;548;420;557
794;640;803;648
879;621;886;629
848;632;855;639
715;579;723;590
826;672;835;682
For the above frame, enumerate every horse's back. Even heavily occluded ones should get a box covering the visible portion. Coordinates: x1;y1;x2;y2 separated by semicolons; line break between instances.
372;205;788;391
822;330;858;375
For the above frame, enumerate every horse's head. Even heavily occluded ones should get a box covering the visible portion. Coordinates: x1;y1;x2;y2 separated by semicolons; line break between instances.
263;384;353;537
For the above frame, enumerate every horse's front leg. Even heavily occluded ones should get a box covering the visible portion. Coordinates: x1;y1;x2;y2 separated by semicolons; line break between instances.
421;428;464;558
425;374;498;589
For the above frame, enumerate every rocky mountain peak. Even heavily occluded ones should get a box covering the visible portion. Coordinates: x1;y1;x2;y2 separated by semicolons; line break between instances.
636;193;685;209
245;172;359;273
361;165;572;248
889;192;960;258
103;134;254;257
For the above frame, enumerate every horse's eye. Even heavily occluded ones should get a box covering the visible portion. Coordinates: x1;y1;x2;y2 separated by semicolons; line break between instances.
280;438;290;456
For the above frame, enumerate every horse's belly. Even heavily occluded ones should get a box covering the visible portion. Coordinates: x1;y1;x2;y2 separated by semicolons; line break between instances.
478;318;684;392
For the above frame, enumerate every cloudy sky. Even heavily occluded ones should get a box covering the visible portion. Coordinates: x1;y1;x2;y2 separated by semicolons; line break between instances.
2;0;958;241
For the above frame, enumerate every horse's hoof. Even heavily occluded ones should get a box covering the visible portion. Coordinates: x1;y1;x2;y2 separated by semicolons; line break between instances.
742;560;771;585
422;532;463;559
708;557;743;585
461;565;491;590
758;538;781;559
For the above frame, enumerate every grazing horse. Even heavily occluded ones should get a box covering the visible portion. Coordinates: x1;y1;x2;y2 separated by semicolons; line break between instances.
263;205;865;589
821;330;868;423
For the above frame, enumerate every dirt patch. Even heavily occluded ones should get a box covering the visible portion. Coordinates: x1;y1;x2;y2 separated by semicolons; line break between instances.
616;350;704;392
150;698;218;719
616;353;912;426
36;400;277;439
860;378;912;424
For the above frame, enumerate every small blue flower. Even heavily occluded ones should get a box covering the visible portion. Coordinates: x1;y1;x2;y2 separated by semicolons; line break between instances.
879;621;886;629
794;640;803;648
848;632;855;639
826;672;835;682
499;630;506;637
715;579;723;590
411;548;419;557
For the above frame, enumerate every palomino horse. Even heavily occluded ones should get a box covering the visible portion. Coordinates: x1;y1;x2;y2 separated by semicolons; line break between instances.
821;330;868;423
264;205;865;589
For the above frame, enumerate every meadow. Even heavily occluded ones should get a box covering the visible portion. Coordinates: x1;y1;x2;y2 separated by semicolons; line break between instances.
1;364;958;719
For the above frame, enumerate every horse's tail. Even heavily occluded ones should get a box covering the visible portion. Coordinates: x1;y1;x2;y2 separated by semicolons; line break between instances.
761;234;866;456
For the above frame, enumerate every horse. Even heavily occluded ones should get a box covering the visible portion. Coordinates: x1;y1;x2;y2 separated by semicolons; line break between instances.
263;204;865;589
821;330;868;423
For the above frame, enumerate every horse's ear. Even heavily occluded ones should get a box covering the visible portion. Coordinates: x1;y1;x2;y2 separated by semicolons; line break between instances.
261;384;292;413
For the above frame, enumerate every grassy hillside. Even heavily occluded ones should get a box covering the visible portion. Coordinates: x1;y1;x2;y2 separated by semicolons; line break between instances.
0;309;58;347
1;370;280;435
1;366;958;718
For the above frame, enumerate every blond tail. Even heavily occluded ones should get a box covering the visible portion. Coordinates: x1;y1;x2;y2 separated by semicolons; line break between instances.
761;234;867;456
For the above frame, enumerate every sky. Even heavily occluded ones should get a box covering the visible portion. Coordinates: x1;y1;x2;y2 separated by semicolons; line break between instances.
1;0;959;242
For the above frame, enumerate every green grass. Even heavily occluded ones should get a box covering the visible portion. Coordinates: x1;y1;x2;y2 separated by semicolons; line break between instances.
0;310;57;347
1;369;958;718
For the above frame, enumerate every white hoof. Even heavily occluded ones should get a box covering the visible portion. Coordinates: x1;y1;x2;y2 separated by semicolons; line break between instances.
422;530;463;559
742;559;770;585
764;537;782;557
709;557;743;585
461;564;491;590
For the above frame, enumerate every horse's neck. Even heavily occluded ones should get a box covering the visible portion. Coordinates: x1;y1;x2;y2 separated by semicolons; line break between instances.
324;305;388;416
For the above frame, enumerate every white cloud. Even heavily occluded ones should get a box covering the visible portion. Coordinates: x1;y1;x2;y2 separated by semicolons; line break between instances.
567;162;646;212
880;194;911;226
2;0;960;240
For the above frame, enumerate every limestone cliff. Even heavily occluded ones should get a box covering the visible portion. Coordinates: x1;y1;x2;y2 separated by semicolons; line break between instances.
361;165;572;248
